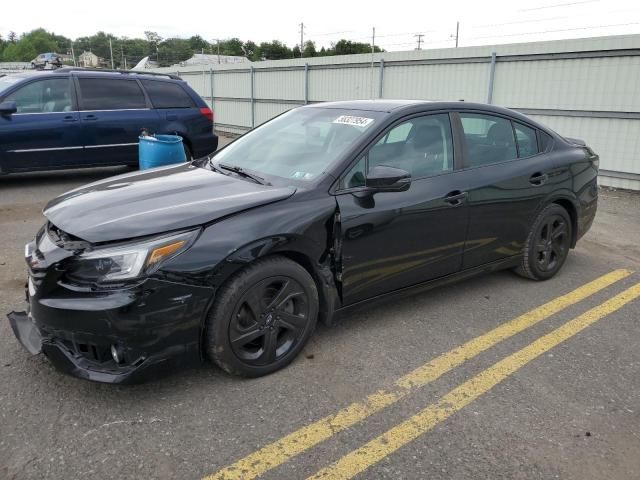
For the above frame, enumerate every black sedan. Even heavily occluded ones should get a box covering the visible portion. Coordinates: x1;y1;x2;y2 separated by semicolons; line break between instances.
8;100;599;383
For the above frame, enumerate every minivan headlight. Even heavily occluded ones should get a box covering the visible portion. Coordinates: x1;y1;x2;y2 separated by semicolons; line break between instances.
66;230;198;283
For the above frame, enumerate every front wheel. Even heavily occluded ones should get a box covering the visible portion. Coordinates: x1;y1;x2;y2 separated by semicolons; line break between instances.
515;203;572;280
205;256;319;377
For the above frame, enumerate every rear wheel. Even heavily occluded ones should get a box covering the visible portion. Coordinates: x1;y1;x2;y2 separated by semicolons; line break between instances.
183;143;193;161
205;256;319;377
515;203;572;280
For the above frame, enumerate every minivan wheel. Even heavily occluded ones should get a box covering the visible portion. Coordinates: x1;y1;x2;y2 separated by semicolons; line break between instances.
205;256;319;377
515;204;572;281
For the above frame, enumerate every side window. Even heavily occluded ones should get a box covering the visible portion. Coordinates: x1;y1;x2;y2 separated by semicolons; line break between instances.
339;113;454;189
140;80;195;108
539;131;554;152
5;78;72;113
340;156;366;189
513;122;539;158
460;113;518;167
377;122;412;145
78;78;146;110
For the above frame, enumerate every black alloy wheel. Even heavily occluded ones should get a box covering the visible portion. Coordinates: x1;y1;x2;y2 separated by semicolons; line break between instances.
534;214;569;272
229;276;310;366
206;256;318;377
516;203;572;280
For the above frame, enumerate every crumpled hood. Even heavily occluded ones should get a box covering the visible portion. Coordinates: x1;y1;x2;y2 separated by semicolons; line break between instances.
43;163;295;243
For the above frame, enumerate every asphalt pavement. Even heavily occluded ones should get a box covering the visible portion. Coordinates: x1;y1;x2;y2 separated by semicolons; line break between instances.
1;148;639;480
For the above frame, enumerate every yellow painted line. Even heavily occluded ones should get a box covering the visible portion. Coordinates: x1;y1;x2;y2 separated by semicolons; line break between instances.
307;282;640;480
204;269;631;480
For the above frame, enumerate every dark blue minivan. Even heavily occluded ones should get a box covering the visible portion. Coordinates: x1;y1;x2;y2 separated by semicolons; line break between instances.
0;68;218;174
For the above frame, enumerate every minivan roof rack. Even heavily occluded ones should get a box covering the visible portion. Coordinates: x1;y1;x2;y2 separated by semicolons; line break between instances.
54;67;181;80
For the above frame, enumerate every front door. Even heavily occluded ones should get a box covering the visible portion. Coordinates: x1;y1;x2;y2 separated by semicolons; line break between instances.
335;113;469;305
0;77;82;172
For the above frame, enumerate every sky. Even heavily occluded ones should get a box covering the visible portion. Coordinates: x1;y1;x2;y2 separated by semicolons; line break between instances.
2;0;640;52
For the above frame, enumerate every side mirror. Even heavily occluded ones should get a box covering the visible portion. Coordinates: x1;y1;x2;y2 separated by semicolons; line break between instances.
0;101;17;116
366;165;411;192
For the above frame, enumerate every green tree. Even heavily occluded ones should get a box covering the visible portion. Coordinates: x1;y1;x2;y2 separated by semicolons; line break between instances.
257;40;293;60
242;41;258;60
159;37;192;66
220;38;244;56
331;39;383;55
303;40;317;57
8;31;17;43
292;45;301;58
189;35;208;53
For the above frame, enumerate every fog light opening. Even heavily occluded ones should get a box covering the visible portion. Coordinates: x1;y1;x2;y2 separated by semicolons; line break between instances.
110;344;124;365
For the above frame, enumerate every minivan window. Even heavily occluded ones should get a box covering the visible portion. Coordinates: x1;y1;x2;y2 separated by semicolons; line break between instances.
460;113;518;167
141;80;194;108
78;78;146;110
5;78;72;113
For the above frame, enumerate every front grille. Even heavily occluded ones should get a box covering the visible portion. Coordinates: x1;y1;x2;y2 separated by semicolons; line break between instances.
58;337;113;364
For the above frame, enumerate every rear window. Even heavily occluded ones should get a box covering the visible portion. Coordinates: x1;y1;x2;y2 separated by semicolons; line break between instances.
78;78;147;110
141;80;195;109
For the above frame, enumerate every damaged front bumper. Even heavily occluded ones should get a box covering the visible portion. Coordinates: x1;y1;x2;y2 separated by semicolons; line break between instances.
7;310;42;355
7;276;214;384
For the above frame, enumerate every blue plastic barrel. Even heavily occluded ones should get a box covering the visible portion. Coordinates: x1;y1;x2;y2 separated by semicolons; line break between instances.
138;134;186;170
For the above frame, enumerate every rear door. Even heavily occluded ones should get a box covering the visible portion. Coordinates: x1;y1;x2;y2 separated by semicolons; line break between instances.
76;76;162;165
0;77;82;172
336;112;469;305
453;111;560;269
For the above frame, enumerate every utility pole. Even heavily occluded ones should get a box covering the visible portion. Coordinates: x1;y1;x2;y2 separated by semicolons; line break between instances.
121;44;125;69
299;22;305;57
109;37;114;69
453;21;460;47
216;39;221;64
70;42;76;66
414;33;424;50
370;27;376;99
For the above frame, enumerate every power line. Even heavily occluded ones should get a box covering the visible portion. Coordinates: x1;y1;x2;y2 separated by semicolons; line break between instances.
520;0;599;11
464;21;640;40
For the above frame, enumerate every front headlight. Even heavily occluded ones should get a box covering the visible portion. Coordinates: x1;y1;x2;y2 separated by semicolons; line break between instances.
65;230;198;284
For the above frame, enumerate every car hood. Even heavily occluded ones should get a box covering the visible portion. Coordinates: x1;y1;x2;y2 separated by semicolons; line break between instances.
43;163;296;243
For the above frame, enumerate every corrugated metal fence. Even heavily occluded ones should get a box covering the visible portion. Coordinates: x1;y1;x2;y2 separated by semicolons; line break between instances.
152;34;640;190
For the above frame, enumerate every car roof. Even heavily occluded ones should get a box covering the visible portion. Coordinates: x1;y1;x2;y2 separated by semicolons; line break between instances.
306;99;542;128
1;68;181;82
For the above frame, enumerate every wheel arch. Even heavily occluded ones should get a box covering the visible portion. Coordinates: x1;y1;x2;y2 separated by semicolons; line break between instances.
550;197;579;248
210;235;339;329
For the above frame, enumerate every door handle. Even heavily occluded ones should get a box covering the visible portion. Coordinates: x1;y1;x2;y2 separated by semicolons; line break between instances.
444;190;468;206
83;114;98;121
63;115;77;122
529;172;548;186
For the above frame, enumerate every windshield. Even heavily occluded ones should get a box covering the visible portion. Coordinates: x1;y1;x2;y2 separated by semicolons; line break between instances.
210;107;383;183
0;75;22;96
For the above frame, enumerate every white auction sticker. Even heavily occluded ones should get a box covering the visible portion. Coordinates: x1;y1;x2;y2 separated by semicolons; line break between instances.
333;115;374;128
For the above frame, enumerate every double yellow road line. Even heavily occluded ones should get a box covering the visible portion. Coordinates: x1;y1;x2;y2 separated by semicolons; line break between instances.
205;269;638;480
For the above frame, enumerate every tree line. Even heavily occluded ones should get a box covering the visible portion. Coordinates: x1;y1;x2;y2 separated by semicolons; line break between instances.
0;29;383;67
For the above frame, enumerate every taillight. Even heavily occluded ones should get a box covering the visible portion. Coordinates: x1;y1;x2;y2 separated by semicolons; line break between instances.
199;107;213;122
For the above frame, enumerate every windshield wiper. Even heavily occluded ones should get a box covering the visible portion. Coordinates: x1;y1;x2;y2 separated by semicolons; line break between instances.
207;156;226;175
217;162;270;185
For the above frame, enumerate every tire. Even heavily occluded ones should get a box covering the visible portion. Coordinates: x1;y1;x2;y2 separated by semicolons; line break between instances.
183;143;193;161
515;203;572;281
205;256;319;377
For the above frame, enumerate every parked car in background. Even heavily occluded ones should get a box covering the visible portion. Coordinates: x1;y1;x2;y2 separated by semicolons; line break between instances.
7;100;599;383
0;68;218;174
31;53;63;69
